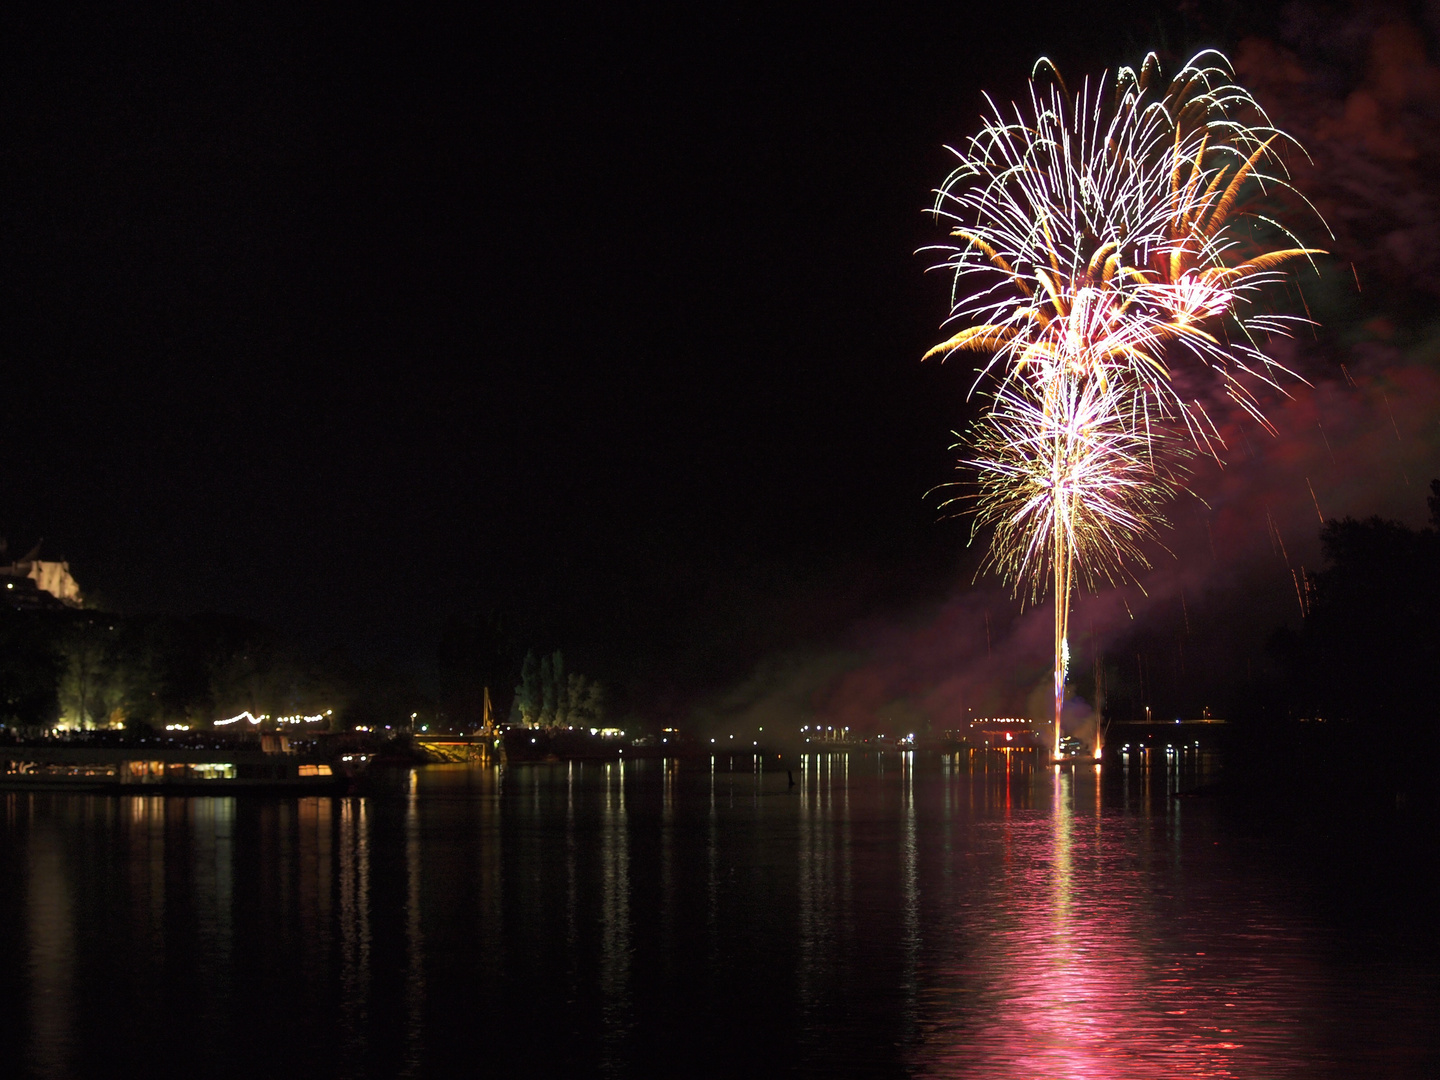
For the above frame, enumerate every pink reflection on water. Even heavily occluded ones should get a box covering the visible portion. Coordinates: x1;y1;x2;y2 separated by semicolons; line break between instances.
914;767;1325;1078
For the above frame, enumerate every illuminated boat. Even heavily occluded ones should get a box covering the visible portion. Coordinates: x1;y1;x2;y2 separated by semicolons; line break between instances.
0;742;359;793
940;717;1046;750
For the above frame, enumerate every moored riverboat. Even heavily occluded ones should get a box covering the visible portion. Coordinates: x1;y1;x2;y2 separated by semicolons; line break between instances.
0;742;363;793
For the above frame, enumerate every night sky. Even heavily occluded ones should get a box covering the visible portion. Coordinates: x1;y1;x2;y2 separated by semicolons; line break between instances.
4;3;1437;722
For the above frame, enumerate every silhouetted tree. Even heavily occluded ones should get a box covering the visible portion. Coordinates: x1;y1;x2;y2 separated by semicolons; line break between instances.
539;652;555;725
515;650;541;726
567;672;605;727
549;650;567;726
0;612;62;728
1294;481;1440;735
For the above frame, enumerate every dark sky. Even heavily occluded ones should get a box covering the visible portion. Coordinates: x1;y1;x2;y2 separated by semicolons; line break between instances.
8;2;1430;718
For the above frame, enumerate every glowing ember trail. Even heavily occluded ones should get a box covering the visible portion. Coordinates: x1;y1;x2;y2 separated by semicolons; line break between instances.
925;51;1324;760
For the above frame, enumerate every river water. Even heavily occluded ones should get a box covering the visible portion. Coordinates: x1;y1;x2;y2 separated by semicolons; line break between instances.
1;752;1435;1078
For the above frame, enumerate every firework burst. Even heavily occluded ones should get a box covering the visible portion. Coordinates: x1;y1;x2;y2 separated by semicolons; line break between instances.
926;51;1325;758
925;50;1324;445
950;377;1183;604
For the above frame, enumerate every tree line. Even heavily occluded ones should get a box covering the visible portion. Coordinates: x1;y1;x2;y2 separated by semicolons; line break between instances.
512;649;605;727
0;605;610;735
1066;480;1440;736
0;611;357;731
1269;479;1440;737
